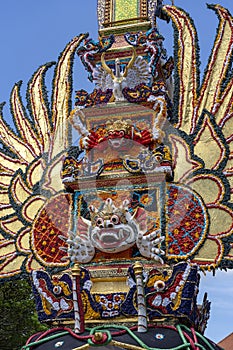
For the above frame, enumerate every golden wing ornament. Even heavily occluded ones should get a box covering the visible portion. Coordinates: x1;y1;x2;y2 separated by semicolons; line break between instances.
163;4;233;270
0;34;86;279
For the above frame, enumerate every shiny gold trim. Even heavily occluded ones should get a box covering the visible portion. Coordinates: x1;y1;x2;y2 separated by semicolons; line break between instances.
72;263;81;276
111;340;145;350
100;45;140;53
48;316;179;327
133;261;143;275
103;16;148;27
109;340;145;350
99;21;151;35
92;276;127;282
94;332;104;342
91;279;128;293
72;345;89;350
193;258;216;262
85;317;138;325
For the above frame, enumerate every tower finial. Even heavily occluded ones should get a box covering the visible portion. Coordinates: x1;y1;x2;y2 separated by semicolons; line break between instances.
97;0;154;30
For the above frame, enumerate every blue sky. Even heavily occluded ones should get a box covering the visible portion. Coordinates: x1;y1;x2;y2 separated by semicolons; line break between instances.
0;0;232;344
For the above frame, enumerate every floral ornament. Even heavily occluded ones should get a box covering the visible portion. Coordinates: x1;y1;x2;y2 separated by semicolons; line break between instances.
139;193;154;207
154;333;165;340
94;293;126;318
75;88;113;108
166;184;208;259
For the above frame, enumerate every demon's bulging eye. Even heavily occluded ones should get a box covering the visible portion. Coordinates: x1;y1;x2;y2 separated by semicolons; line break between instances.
96;217;104;227
155;154;163;162
118;130;124;137
111;215;120;225
86;43;93;50
53;285;62;294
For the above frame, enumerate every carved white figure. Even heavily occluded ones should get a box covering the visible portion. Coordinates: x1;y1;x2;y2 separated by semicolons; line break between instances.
64;198;164;263
93;48;151;101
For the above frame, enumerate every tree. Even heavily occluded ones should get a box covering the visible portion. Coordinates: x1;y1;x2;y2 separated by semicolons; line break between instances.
0;278;47;350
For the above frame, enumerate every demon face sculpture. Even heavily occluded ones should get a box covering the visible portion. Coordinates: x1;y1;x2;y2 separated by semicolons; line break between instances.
66;198;164;263
89;198;138;252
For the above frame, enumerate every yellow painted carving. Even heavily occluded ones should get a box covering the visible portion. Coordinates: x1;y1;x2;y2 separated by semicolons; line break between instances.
0;116;35;164
114;0;138;21
26;257;42;272
0;242;16;256
3;219;24;236
0;191;10;206
27;159;45;188
198;15;233;117
0;173;12;188
208;207;233;236
17;231;30;252
169;134;201;182
189;177;224;204
224;174;233;204
194;122;223;170
193;238;220;262
0;256;25;275
91;279;128;293
13;174;31;205
0;207;15;217
42;155;64;194
221;109;233;139
28;65;52;154
11;84;42;157
224;158;233;173
225;247;233;261
50;36;85;159
81;292;101;319
23;197;45;222
0;155;25;173
163;7;198;134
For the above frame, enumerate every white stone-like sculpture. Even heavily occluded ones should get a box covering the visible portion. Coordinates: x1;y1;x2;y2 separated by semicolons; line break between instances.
61;198;164;263
93;48;151;101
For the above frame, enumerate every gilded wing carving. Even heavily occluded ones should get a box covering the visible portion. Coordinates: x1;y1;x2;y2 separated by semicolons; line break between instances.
0;34;86;280
163;4;233;269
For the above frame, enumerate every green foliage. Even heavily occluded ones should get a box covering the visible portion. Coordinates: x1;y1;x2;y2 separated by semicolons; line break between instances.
0;278;47;350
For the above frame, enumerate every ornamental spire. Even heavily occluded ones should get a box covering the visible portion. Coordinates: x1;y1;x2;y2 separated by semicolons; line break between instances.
97;0;159;32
